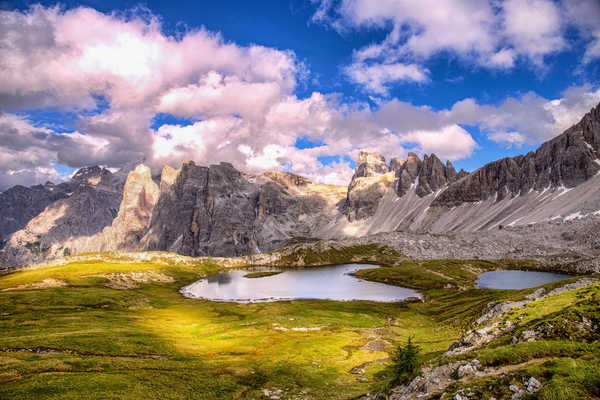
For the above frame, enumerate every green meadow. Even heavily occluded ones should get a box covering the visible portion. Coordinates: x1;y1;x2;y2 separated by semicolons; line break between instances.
0;253;598;399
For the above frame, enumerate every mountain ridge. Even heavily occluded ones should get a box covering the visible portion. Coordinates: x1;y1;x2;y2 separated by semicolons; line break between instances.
1;102;599;268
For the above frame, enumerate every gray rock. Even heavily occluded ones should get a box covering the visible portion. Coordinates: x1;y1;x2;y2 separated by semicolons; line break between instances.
433;102;600;207
344;151;394;221
526;377;542;393
0;165;125;266
142;162;345;257
457;363;477;378
355;151;389;177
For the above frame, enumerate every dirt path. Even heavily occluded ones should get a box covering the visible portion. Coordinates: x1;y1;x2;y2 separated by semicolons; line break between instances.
421;267;455;281
470;357;555;381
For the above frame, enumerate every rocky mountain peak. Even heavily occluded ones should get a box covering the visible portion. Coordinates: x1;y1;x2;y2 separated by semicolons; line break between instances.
344;149;464;221
71;166;112;186
355;150;389;178
98;164;159;250
2;103;600;268
389;157;406;172
159;165;180;193
433;101;600;207
394;152;461;197
262;172;313;188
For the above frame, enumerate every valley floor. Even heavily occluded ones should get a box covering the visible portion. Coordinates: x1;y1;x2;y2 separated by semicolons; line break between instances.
0;250;598;399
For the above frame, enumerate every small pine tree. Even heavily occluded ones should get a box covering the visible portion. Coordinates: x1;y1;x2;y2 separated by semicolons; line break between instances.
391;336;421;385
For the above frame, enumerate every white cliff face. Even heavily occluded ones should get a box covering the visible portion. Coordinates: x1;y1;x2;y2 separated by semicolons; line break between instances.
355;151;389;177
97;164;160;251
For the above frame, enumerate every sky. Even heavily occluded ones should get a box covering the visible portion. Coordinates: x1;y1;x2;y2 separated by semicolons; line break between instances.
0;0;599;190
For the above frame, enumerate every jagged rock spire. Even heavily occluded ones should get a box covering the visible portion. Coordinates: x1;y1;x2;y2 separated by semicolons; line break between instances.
354;150;389;178
393;152;462;197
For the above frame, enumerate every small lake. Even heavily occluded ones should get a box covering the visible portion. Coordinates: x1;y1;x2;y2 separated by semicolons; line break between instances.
477;270;573;290
181;264;419;303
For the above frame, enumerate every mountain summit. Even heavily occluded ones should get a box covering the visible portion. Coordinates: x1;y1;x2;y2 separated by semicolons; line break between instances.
1;102;600;268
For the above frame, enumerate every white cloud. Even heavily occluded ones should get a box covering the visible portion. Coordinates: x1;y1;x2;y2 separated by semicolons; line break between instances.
312;0;598;93
0;5;598;191
157;71;283;120
0;5;298;111
501;0;565;66
487;131;526;147
400;125;478;161
563;0;600;63
476;86;600;145
343;62;428;95
0;113;108;190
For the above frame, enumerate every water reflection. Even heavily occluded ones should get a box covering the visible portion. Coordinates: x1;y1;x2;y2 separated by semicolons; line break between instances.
206;273;232;285
477;270;572;290
181;264;419;303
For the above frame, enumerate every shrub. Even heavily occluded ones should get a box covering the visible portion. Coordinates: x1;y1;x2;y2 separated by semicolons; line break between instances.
391;336;421;385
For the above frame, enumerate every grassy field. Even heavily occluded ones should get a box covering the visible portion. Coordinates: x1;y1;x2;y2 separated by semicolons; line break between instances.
0;253;597;399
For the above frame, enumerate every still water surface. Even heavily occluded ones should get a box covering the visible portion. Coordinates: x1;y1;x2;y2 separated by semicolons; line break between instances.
477;270;572;290
181;264;419;303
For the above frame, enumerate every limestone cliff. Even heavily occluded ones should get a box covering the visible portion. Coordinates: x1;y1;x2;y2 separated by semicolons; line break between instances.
96;164;160;251
141;161;345;257
344;151;396;221
1;102;600;268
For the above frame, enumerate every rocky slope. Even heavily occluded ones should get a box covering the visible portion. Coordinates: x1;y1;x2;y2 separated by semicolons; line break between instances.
1;103;600;268
141;161;345;257
0;182;72;244
434;103;600;207
0;166;128;266
319;102;600;236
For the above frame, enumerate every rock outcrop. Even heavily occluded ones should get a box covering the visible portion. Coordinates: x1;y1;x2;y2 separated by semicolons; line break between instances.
142;161;345;257
433;102;600;207
97;164;160;251
345;151;396;221
0;166;127;265
344;150;463;221
395;152;465;197
0;182;72;244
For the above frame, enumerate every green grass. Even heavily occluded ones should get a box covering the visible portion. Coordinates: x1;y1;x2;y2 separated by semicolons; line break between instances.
354;263;454;290
0;258;462;399
353;258;572;292
437;281;600;400
0;253;596;399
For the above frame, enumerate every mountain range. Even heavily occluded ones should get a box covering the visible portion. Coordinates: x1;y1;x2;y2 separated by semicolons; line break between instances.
1;102;599;269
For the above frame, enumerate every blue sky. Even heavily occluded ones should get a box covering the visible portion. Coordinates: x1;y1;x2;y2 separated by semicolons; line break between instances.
0;0;599;189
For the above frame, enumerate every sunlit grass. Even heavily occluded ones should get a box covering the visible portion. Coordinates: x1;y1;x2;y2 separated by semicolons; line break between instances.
0;256;595;399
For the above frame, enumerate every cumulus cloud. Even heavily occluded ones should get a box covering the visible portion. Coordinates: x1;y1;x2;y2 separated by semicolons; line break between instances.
474;86;600;145
501;0;565;66
343;62;428;95
399;126;478;161
0;5;598;191
157;72;283;120
312;0;599;93
0;113;106;190
0;5;298;111
563;0;600;63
